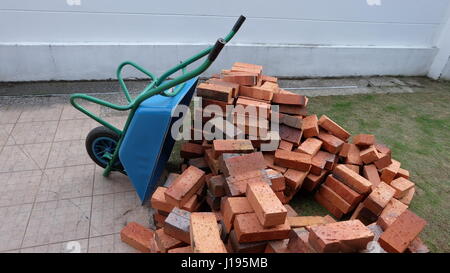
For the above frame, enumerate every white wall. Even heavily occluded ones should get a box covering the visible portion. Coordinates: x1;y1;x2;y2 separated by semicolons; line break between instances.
1;0;450;81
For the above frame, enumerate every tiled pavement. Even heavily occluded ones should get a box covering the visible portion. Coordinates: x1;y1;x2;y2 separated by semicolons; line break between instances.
0;94;154;253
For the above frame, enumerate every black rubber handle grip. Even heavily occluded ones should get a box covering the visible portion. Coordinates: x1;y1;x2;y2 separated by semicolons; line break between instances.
208;38;226;62
232;15;246;32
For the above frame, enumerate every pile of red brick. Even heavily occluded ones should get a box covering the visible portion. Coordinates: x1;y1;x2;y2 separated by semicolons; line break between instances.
120;63;429;253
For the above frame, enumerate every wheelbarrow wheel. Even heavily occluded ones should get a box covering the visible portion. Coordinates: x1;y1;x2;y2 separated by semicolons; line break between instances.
86;126;124;171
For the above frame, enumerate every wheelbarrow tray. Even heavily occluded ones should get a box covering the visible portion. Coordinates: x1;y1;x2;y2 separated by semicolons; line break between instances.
119;77;198;203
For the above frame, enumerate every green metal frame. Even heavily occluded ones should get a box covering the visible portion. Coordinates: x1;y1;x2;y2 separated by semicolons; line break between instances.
70;24;241;177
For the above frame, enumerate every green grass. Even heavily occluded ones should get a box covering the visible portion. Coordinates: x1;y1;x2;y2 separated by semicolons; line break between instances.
167;78;450;252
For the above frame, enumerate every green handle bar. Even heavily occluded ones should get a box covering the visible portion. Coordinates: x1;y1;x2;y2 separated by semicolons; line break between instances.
70;15;246;136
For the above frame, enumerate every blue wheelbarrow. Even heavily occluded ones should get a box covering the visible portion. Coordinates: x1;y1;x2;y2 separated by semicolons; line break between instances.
70;15;246;203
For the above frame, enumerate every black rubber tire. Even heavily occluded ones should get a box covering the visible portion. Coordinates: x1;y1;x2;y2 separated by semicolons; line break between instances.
85;126;123;170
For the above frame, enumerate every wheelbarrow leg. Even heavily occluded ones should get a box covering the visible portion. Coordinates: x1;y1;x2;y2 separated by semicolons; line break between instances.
102;137;124;177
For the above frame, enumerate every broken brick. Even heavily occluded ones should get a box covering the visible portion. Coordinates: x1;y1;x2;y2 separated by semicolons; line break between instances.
190;212;227;253
379;210;427;253
180;142;204;159
164;208;191;244
284;169;308;195
310;151;337;175
302;169;328;192
155;228;185;253
207;174;226;197
363;164;381;188
377;198;409;230
263;153;287;173
360;146;381;164
279;113;303;129
380;159;401;183
246;181;287;227
353;134;375;147
395;168;410;180
318;115;350;141
363;182;396;216
264;169;286;191
390;177;415;199
398;187;415;205
374;153;392;169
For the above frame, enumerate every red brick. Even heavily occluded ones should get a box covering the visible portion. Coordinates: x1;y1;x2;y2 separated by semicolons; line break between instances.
180;142;204;159
311;151;337;175
206;78;240;98
164;208;191;244
225;170;270;197
295;138;322;156
278;140;293;151
375;143;391;155
379;210;427;253
150;187;174;214
279;124;302;145
318;115;350;141
380;159;401;183
363;182;396;215
220;152;267;177
261;74;278;83
232;62;263;74
302;115;319;138
353;134;375;147
314;191;343;219
279;113;303;129
360;145;381;164
180;194;201;212
204;149;220;175
278;104;308;116
212;139;254;159
308;220;374;253
235;97;271;116
374;153;392;169
363;164;381;188
302;169;328;192
246;181;287;227
120;222;155;253
264;169;286;191
288;228;316;253
153;211;167;228
318;131;344;154
272;92;306;106
196;82;233;103
201;97;229;112
324;174;363;206
274;149;311;171
274;191;288;204
350;203;378;226
377;198;408;230
318;184;352;214
190;212;227;253
395;168;410;179
234;213;291;243
344;144;363;165
390;177;415;198
284;204;298;217
155;228;185;253
221;71;258;86
165;166;206;208
167;245;193;253
222;197;254;233
207;174;226;197
263;153;287;173
187;157;209;172
344;164;360;174
239;85;274;101
333;164;372;194
398;187;415;205
284;169;308;195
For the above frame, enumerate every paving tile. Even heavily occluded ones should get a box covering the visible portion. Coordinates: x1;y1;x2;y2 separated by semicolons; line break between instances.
90;192;150;237
0;105;22;124
45;140;92;168
18;103;63;123
22;197;91;248
20;142;52;169
0;124;14;147
93;165;134;195
7;121;58;145
54;119;98;142
21;239;88;253
88;233;139;253
0;170;43;207
0;145;40;173
0;204;33;251
36;165;95;202
61;103;101;120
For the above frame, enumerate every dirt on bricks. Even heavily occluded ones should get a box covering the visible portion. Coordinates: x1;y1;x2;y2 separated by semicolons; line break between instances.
120;62;429;253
